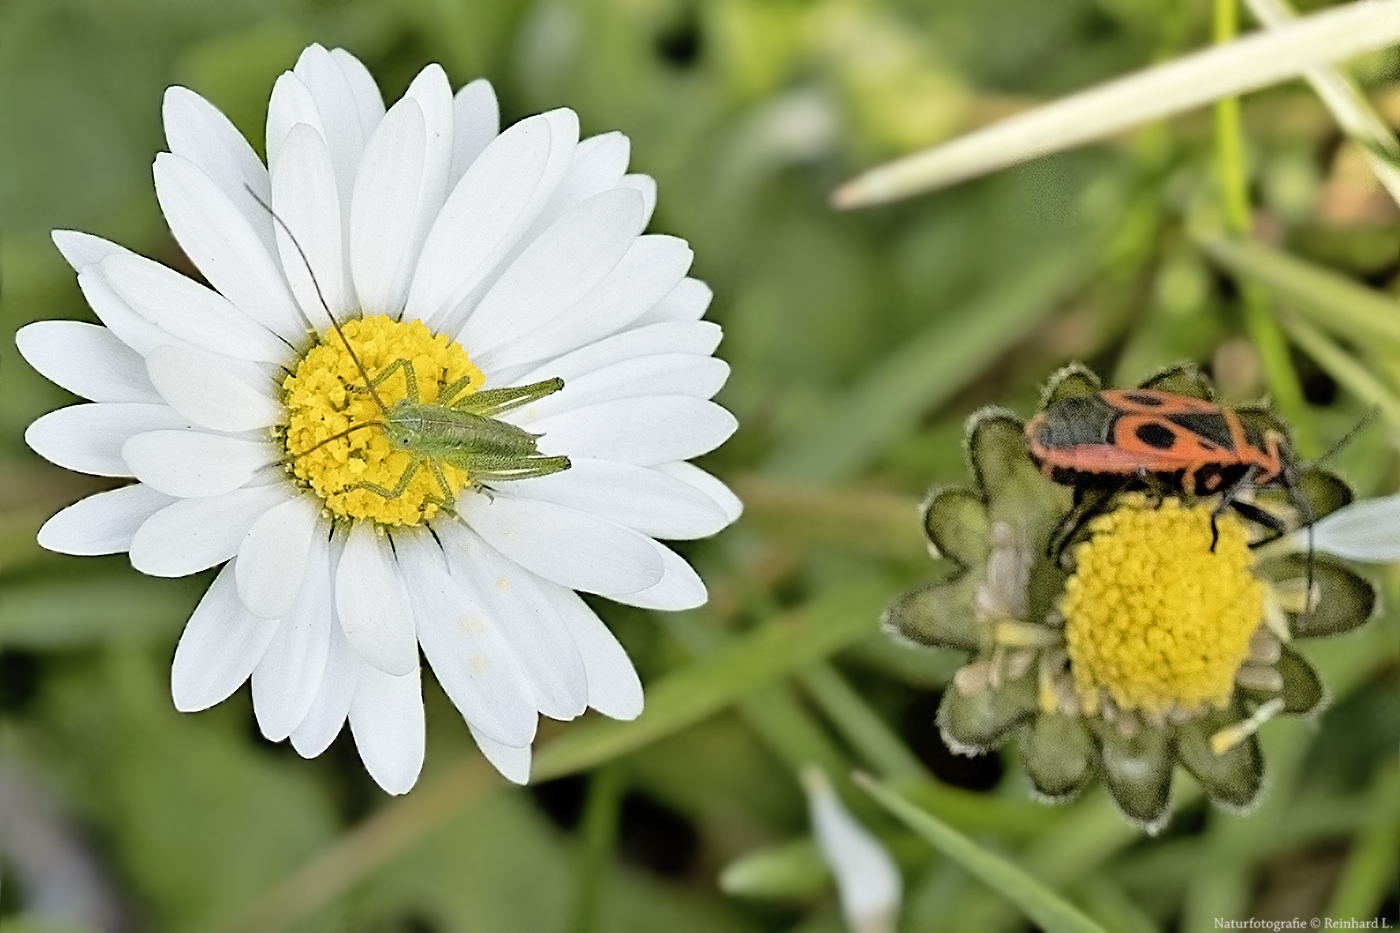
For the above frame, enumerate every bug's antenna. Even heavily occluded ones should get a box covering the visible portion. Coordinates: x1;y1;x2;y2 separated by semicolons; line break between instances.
287;421;388;460
242;184;390;417
1312;405;1379;467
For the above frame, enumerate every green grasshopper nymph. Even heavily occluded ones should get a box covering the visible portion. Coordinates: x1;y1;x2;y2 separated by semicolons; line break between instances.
255;190;571;525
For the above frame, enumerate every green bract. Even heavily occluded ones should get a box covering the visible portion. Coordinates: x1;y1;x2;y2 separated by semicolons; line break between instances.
884;363;1376;831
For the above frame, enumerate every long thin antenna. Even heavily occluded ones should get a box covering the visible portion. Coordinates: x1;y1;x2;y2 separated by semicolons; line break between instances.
1312;405;1378;467
288;421;387;460
243;184;390;417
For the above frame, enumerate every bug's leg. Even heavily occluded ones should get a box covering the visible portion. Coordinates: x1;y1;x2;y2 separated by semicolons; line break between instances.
436;373;479;407
1230;500;1288;546
1281;464;1317;622
1046;484;1116;564
1209;465;1260;552
454;378;565;416
361;358;421;404
351;456;423;501
426;458;456;503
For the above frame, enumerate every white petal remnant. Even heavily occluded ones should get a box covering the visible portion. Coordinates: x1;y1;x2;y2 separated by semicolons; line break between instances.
18;43;739;795
1305;494;1400;563
833;0;1400;207
801;767;901;933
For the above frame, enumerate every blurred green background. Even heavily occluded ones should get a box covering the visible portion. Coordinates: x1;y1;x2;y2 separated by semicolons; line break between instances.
1;0;1398;931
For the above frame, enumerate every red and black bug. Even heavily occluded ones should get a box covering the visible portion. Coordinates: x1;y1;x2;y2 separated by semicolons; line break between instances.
1025;387;1307;557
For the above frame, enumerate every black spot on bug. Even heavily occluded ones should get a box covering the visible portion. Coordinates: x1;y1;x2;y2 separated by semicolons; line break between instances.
1121;391;1165;406
1135;422;1177;450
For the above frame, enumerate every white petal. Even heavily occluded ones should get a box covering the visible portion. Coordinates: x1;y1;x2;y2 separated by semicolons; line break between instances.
510;354;727;423
349;661;425;795
477;235;693;372
99;253;290;364
37;484;174;556
448;78;499;187
123;430;279;498
655;461;743;524
145;345;280;432
130;483;290;577
349;97;428;315
457;188;644;357
632;277;713;327
514;321;723;386
535;579;643;719
16;321;158;403
52;230;129;272
468;724;531;785
271;122;352;324
27;403;191;477
510;458;731;540
291;595;358;757
346;64;454;320
153;153;306;340
171;561;280;712
252;528;334;740
405;62;454;212
292;44;369;204
336;522;418;675
617;173;657;228
406;109;578;330
457;492;664;596
75;264;194;359
266;71;325;176
436;521;590;720
237;494;321;618
523;131;630;240
802;767;902;933
396;533;537;746
163;86;275;257
532;396;737;465
1308;494;1400;562
609;541;708;611
330;48;386;138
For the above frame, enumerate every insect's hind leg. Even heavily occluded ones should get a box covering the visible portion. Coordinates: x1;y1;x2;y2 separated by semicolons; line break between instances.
453;378;565;416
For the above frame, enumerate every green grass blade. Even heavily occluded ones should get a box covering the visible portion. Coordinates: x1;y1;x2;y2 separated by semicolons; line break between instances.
764;244;1090;482
1200;236;1400;350
1276;312;1400;429
855;774;1108;933
833;0;1400;205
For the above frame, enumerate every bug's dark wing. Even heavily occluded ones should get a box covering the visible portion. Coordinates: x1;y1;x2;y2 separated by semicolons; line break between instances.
1164;411;1235;452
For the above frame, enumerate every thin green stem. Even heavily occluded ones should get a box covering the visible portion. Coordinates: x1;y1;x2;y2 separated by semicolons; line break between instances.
1213;0;1315;456
571;762;626;933
798;661;930;782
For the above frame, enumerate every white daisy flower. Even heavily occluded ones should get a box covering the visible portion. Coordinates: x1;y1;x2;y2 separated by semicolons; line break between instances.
17;44;740;795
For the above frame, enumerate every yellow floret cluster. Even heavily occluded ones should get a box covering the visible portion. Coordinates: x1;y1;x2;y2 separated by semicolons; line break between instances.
281;315;484;526
1061;498;1263;715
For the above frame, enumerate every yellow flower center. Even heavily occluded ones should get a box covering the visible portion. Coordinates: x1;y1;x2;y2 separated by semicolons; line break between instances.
1061;498;1263;715
281;315;484;526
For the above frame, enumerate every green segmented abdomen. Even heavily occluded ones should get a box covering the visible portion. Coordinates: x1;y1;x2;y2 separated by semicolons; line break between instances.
390;402;546;461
